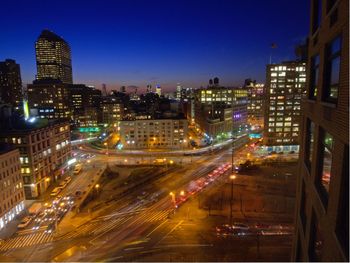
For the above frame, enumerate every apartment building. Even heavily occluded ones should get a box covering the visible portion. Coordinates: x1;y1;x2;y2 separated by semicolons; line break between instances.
0;144;25;230
120;117;188;149
0;119;71;199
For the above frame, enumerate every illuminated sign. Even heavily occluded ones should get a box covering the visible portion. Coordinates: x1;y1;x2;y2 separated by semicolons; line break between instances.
249;133;262;139
79;127;100;133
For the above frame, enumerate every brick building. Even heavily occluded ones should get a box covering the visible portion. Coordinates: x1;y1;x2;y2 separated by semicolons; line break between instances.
292;0;349;261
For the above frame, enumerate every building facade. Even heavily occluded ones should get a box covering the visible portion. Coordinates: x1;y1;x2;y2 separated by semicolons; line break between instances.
100;97;124;126
194;84;248;139
35;30;73;84
120;118;188;149
244;79;264;127
263;61;306;153
0;59;23;111
0;119;71;199
27;80;71;119
0;144;25;231
292;0;349;261
69;84;101;126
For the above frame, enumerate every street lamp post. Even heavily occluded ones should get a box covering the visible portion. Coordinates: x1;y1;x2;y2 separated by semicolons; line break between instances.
229;175;236;226
169;192;176;206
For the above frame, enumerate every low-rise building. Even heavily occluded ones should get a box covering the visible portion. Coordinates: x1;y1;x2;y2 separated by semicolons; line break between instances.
0;118;71;199
120;117;188;149
0;143;25;230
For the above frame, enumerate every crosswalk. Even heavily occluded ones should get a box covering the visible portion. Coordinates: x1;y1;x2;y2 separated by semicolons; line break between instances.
0;205;171;252
0;231;53;251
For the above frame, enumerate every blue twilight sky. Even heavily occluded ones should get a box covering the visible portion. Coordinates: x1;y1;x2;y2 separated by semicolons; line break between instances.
0;0;310;92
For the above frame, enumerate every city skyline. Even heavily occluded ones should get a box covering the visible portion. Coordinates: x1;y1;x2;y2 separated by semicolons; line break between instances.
0;0;348;261
1;0;309;91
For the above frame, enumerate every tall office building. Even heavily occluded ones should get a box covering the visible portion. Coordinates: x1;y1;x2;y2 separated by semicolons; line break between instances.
292;0;349;261
0;59;23;111
155;85;162;96
263;61;306;153
35;30;73;84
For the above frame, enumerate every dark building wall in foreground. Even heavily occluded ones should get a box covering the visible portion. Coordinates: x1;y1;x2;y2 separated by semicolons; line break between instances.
292;0;349;261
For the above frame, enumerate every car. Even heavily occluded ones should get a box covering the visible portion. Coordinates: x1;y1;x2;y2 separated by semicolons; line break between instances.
45;222;56;234
34;211;46;223
73;165;82;175
216;224;251;236
32;221;41;230
232;223;249;230
53;195;63;205
75;190;82;196
17;216;32;229
64;176;72;184
50;187;62;197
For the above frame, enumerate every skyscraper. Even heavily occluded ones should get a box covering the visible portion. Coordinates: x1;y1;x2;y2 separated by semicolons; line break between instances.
35;30;73;84
263;61;306;153
0;59;23;110
292;0;349;261
155;85;162;96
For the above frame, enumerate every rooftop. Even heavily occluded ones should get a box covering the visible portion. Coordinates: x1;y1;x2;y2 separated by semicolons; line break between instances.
37;29;67;44
0;117;69;134
0;143;17;155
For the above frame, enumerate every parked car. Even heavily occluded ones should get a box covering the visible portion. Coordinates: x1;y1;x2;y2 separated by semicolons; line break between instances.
18;216;32;229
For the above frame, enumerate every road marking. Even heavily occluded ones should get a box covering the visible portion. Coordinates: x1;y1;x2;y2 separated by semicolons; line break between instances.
146;219;168;237
156;220;183;245
123;246;144;251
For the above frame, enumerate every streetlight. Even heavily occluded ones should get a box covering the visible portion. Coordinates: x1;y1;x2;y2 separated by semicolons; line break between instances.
104;142;109;155
169;192;175;205
229;175;236;226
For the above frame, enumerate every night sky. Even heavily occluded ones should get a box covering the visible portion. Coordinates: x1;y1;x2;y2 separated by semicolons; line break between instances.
1;0;310;92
